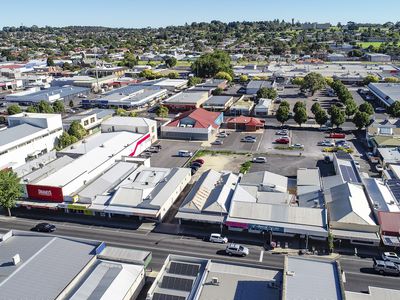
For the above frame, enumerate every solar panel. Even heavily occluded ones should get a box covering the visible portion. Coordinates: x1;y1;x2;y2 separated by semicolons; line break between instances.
169;262;200;277
153;293;186;300
387;179;400;202
335;151;352;160
340;165;360;183
161;276;194;292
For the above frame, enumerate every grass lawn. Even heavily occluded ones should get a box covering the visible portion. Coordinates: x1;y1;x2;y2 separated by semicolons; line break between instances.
357;41;383;48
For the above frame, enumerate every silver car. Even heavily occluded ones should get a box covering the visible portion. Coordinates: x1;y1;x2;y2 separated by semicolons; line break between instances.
225;243;249;256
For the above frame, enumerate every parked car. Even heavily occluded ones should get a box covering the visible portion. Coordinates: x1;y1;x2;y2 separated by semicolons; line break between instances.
253;157;267;163
276;129;289;135
148;147;159;153
212;140;223;145
324;155;332;164
318;140;334;147
209;233;228;243
31;223;56;233
376;107;386;113
328;133;346;139
319;126;330;131
291;143;304;149
225;243;249;256
275;138;290;144
154;144;162;149
241;137;256;143
178;150;193;157
191;162;202;168
217;132;228;138
244;135;256;140
382;252;400;264
374;259;400;276
193;159;205;165
190;168;197;175
353;161;360;169
335;140;347;146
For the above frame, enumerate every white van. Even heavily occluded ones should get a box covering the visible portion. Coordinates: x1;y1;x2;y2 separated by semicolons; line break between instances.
178;150;193;157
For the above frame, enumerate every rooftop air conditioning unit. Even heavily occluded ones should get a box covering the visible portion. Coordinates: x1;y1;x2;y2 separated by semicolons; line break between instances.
12;254;21;265
286;271;295;276
211;277;220;285
390;200;395;205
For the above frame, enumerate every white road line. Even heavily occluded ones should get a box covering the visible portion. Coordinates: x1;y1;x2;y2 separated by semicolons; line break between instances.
259;250;264;262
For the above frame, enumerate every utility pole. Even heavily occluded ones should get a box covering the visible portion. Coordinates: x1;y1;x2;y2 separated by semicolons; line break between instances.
94;47;99;93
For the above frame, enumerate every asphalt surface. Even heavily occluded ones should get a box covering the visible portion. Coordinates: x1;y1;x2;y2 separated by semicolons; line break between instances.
1;216;400;293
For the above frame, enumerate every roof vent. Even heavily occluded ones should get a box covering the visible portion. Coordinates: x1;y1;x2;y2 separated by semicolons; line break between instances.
211;277;220;285
286;271;295;276
12;254;21;265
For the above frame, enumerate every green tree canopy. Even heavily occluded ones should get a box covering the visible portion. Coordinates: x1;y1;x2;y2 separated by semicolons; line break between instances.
257;87;277;100
115;108;127;116
291;77;304;86
352;111;371;130
214;71;233;82
68;121;87;140
156;105;169;118
212;87;223;95
345;100;358;117
47;57;55;66
276;105;290;125
52;100;65;113
191;50;233;78
69;100;74;108
239;75;248;83
38;100;54;113
167;71;179;79
0;170;22;216
128;111;137;117
329;105;346;128
122;51;138;68
57;131;78;149
388;102;400;117
359;102;374;115
301;72;326;96
7;104;21;115
293;101;306;114
315;109;328;126
311;102;322;116
26;105;38;113
384;77;400;83
363;75;380;85
165;56;177;68
279;101;290;109
294;107;308;127
188;76;202;87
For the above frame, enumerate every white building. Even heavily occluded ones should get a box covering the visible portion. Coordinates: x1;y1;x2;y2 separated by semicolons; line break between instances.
0;113;63;170
254;98;272;116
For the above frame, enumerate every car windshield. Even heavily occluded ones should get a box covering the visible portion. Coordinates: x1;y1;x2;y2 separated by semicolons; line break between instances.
239;246;244;251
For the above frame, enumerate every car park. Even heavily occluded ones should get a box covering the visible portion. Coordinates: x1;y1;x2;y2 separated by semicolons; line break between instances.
225;243;249;256
209;233;228;243
31;223;56;233
212;139;223;145
253;157;267;163
382;252;400;264
374;259;400;276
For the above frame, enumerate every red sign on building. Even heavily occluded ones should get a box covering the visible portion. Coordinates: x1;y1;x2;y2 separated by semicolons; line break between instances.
26;184;64;203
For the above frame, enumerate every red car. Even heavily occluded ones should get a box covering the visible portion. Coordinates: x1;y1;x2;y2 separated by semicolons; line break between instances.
193;159;205;165
328;133;346;138
275;138;289;144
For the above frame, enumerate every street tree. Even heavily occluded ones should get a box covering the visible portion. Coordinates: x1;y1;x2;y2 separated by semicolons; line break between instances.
345;100;358;117
115;108;127;116
38;100;54;113
68;121;87;140
164;56;177;68
214;71;233;82
7;104;22;115
46;57;55;66
212;87;223;95
293;101;306;114
167;71;179;79
388;102;400;117
156;105;169;118
291;77;304;86
188;76;202;87
69;100;74;108
122;52;138;68
52;100;65;113
0;170;22;216
128;111;137;117
301;72;326;96
329;106;346;128
352;111;371;130
279;101;290;109
239;75;248;83
315;109;328;126
363;75;379;85
257;87;277;99
311;102;321;116
191;50;233;78
26;105;38;113
276;105;290;125
359;102;374;115
57;131;78;149
294;107;308;127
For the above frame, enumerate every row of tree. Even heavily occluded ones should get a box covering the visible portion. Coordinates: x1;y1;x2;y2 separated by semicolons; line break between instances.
7;100;67;116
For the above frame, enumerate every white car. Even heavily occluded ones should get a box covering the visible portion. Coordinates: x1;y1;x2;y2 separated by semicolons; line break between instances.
241;137;256;143
382;252;400;264
209;233;228;243
253;157;267;163
291;143;304;149
212;140;223;145
225;243;249;256
276;130;289;135
217;132;228;138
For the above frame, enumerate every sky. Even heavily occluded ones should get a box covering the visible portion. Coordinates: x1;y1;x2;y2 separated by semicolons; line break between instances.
2;0;400;28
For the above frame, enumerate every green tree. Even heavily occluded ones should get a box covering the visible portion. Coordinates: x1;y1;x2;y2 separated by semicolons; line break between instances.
0;170;22;216
38;101;54;113
122;51;138;68
291;77;304;86
188;76;202;87
311;102;322;116
345;100;358;117
329;106;346;128
7;104;22;115
47;57;55;67
280;101;290;109
26;105;38;113
302;72;326;96
191;50;233;78
68;121;87;140
164;56;177;68
212;87;223;95
139;69;160;80
294;107;308;127
363;75;379;85
293;101;306;114
128;111;137;117
239;75;248;83
352;111;371;130
257;87;277;100
328;232;334;253
388;102;400;117
384;77;400;83
52;100;65;113
156;105;169;118
167;71;179;79
69;100;74;108
214;71;233;82
57;131;77;149
115;108;127;116
276;105;290;125
359;102;374;115
315;109;328;126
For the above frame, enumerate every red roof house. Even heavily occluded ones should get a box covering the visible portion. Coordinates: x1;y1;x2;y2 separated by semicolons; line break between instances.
378;211;400;236
226;116;264;131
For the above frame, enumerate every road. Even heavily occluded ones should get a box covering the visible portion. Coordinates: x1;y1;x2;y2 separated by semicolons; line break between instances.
1;216;400;293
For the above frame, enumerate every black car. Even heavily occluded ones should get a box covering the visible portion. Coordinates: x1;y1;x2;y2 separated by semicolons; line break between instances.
31;223;56;233
190;168;197;175
191;165;200;172
191;162;202;168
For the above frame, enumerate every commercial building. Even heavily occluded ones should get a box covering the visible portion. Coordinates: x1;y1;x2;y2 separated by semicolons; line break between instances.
254;98;272;116
226;115;264;131
62;108;114;134
84;85;168;108
102;116;158;143
346;286;400;300
368;83;400;107
161;108;223;141
296;168;324;208
88;66;127;78
5;85;90;104
367;118;400;151
246;80;276;95
0;113;63;170
162;91;209;111
228;98;255;116
52;75;117;89
0;230;150;300
333;152;362;184
150;78;188;91
147;255;282;300
202;95;234;111
176;170;239;224
364;53;391;62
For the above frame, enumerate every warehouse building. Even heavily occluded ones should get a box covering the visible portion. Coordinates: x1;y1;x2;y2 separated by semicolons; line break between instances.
368;83;400;107
246;80;276;95
5;85;90;105
162;91;209;111
0;113;63;170
0;230;150;300
202;95;234;111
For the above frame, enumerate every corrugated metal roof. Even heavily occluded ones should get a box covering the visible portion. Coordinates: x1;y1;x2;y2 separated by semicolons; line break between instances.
0;123;42;147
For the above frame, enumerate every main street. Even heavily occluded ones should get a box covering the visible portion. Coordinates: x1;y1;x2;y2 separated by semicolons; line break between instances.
1;216;400;293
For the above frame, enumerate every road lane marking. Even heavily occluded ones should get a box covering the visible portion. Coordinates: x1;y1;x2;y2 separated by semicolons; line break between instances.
259;250;264;262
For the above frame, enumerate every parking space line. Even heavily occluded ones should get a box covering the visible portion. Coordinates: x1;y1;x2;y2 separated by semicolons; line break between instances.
259;250;264;262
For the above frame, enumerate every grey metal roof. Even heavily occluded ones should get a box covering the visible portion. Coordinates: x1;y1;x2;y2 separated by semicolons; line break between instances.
104;84;160;96
246;80;274;90
0;231;98;300
368;83;400;106
297;168;321;187
0;123;42;147
204;96;232;106
285;257;343;300
6;86;89;103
